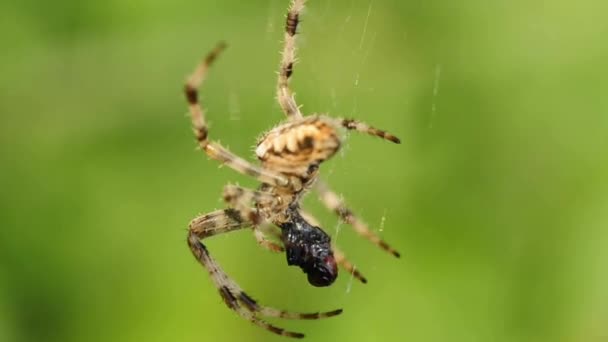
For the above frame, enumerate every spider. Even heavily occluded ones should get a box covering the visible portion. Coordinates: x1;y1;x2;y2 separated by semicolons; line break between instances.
184;0;400;338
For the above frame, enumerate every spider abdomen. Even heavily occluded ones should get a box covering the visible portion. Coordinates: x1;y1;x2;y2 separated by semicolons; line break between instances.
255;116;341;175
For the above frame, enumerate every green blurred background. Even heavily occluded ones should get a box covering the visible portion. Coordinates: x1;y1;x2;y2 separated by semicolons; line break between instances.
1;0;607;341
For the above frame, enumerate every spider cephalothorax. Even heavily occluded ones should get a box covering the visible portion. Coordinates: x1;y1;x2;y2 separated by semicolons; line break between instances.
184;0;401;338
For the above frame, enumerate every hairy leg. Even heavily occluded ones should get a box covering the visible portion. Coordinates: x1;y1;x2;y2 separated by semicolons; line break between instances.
223;184;285;253
188;208;342;338
337;118;401;144
184;42;289;187
299;210;368;284
277;0;306;119
314;180;401;258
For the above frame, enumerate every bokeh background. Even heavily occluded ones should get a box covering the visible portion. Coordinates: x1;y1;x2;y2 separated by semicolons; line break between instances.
1;0;607;341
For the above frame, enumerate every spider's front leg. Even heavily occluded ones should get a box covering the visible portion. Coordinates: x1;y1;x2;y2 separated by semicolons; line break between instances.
188;208;342;338
222;184;285;253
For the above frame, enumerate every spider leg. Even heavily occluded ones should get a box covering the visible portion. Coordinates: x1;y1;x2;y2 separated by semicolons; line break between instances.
253;227;284;253
248;299;342;320
332;245;368;284
277;0;306;120
222;184;285;253
222;184;282;217
336;118;401;144
314;180;401;258
299;210;368;284
188;208;342;338
184;43;289;187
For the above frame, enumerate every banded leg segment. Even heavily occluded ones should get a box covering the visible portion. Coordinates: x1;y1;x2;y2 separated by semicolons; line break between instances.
253;228;284;253
338;118;401;144
189;208;247;239
333;245;368;284
222;184;283;219
277;0;306;119
314;180;401;258
222;184;285;252
184;43;289;187
299;210;368;284
188;208;342;338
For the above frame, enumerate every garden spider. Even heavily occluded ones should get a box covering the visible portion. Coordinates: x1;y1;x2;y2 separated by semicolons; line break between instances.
184;0;400;338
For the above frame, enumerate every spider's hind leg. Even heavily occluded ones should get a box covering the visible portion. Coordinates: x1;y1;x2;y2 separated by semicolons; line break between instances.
222;184;285;253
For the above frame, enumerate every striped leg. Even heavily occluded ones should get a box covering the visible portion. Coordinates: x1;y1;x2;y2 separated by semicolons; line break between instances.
277;0;306;119
299;210;368;284
253;227;284;253
332;245;368;284
188;209;342;338
184;42;289;187
338;118;401;144
314;180;401;258
222;184;284;253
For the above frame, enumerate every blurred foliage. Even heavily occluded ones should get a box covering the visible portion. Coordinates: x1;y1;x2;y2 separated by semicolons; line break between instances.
1;0;607;341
